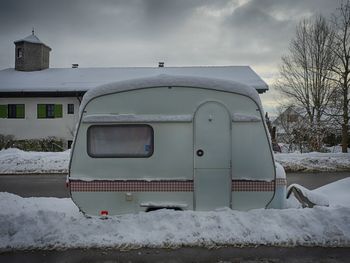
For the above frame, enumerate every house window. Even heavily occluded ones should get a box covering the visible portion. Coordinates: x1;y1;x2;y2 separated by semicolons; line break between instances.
17;48;23;58
8;104;17;118
46;104;55;118
0;104;25;118
67;104;74;114
37;104;63;118
87;125;154;158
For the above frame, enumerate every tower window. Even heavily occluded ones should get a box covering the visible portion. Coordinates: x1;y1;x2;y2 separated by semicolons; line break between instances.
17;48;23;58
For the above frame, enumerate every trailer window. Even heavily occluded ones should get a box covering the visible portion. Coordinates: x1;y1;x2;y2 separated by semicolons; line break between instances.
87;125;154;158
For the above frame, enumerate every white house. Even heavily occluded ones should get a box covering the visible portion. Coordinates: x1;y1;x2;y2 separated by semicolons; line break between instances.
0;32;269;149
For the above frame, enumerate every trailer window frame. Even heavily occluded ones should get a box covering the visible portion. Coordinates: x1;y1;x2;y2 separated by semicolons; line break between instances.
87;124;154;158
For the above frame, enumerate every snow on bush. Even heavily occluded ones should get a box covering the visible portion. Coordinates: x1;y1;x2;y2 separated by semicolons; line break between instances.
0;178;350;251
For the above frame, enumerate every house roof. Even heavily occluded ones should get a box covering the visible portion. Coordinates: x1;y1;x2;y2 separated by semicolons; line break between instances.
0;66;268;95
14;34;51;50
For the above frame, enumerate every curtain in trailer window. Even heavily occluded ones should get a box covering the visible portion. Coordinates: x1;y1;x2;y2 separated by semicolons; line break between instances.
88;125;153;157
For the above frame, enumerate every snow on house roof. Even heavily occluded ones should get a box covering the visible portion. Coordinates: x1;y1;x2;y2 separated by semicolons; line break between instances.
80;74;263;113
0;66;268;94
14;33;52;50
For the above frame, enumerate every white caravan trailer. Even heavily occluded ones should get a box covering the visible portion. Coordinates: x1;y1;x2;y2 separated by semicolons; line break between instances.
68;75;286;216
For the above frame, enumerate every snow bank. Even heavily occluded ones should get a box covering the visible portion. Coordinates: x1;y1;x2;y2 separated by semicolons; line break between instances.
274;152;350;172
0;148;69;174
1;148;350;174
1;178;350;251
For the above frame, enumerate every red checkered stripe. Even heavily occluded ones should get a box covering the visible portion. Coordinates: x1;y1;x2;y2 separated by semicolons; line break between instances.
231;180;275;192
275;178;287;186
70;179;283;192
70;180;194;192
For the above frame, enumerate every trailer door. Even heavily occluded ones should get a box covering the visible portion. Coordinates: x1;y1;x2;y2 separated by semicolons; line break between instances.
194;101;231;210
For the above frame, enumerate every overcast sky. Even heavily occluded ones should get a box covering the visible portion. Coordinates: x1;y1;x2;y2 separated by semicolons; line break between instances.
0;0;340;114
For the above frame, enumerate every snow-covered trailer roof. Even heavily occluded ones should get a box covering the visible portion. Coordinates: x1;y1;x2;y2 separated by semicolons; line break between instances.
80;74;263;114
0;66;268;95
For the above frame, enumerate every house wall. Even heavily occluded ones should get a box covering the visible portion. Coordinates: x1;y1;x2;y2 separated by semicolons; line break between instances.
0;97;80;144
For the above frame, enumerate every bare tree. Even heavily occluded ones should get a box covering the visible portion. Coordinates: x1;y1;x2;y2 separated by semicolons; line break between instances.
276;15;337;151
329;0;350;152
274;105;310;153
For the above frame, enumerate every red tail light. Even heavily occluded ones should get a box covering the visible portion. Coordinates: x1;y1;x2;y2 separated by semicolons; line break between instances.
100;210;109;216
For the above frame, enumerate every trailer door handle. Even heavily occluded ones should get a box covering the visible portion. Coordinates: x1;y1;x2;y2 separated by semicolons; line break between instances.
196;149;204;157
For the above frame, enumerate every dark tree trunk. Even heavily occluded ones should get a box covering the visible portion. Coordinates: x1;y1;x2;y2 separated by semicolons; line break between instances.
342;123;348;152
342;90;349;152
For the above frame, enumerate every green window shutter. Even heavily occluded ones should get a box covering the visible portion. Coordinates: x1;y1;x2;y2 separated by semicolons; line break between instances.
16;104;25;118
0;105;8;118
54;104;63;118
37;104;46;118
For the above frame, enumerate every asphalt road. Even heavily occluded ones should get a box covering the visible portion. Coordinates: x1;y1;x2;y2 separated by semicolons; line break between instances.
0;172;349;198
1;246;350;263
0;174;69;197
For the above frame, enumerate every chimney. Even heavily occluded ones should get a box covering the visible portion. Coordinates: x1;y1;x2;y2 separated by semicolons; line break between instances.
158;62;164;68
72;64;79;68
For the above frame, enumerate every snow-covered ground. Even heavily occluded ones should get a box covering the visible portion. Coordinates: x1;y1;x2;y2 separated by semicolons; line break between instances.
0;178;349;251
0;148;69;174
1;148;350;174
275;152;350;172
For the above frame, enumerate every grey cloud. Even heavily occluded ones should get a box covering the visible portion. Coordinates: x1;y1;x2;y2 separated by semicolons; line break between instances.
220;0;339;66
0;0;229;40
0;0;342;71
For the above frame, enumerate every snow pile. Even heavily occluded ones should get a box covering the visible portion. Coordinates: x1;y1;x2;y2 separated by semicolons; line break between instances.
274;152;350;172
0;178;350;251
286;178;350;209
0;148;69;174
287;184;330;207
314;177;350;207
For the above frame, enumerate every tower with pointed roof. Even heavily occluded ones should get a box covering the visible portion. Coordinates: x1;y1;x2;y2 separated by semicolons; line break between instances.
14;30;51;71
